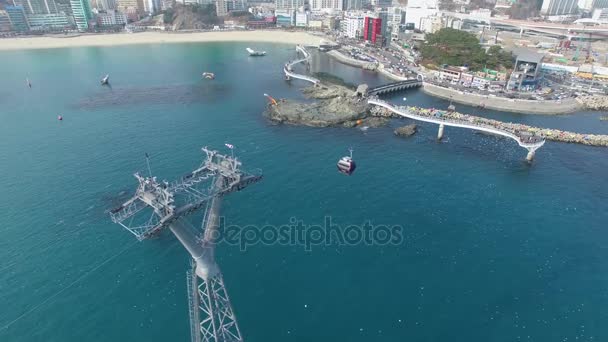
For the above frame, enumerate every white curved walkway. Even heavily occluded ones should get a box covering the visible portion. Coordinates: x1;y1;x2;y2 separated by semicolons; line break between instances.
283;45;320;85
368;99;545;152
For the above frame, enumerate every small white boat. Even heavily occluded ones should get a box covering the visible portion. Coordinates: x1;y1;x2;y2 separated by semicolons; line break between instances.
246;48;266;57
202;72;215;80
101;74;109;85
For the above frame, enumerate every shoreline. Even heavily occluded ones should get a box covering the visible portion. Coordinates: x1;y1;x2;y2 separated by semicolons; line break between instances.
0;30;322;51
323;50;586;115
421;83;583;115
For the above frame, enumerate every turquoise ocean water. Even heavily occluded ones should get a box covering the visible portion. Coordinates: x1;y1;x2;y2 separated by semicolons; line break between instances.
1;42;608;341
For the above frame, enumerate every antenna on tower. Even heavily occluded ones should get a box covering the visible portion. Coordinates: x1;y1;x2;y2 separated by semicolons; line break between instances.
144;152;152;177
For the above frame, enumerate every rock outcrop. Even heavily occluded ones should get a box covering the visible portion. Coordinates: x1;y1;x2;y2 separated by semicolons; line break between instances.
394;124;418;137
264;84;371;127
578;95;608;111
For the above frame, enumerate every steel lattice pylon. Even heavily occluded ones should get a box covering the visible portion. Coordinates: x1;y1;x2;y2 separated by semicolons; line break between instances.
110;147;262;342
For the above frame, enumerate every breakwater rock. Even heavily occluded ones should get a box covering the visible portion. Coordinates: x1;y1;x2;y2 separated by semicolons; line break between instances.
394;124;418;137
264;84;370;127
578;95;608;111
371;104;608;147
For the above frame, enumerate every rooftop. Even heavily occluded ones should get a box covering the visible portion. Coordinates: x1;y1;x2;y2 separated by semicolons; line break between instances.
512;48;546;64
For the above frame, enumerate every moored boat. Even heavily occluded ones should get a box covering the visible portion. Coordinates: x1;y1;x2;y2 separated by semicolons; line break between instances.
246;48;266;57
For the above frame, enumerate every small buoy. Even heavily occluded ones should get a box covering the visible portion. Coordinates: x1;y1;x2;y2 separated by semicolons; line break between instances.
403;97;407;101
57;115;63;121
356;119;363;125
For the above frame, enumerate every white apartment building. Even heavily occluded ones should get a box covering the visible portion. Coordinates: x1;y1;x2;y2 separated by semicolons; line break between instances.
405;0;438;29
341;11;365;38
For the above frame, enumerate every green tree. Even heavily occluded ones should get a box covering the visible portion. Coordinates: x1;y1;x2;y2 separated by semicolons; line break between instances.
420;28;514;71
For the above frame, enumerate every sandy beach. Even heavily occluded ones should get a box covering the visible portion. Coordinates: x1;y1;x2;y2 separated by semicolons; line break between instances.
0;30;323;51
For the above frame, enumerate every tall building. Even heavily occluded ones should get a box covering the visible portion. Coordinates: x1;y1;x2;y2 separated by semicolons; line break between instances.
343;0;362;10
419;15;442;33
143;0;161;13
341;11;365;38
115;0;139;11
578;0;608;12
5;5;30;31
0;10;13;31
363;16;381;43
275;0;305;10
97;9;127;25
405;0;438;29
12;0;59;14
540;0;578;15
216;0;228;15
370;0;391;7
70;0;92;30
592;7;608;21
310;0;343;11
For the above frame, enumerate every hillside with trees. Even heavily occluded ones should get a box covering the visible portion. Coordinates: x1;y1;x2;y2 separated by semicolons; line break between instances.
420;28;514;71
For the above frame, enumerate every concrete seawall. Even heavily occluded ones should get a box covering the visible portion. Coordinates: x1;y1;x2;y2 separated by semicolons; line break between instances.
422;83;583;115
326;50;377;70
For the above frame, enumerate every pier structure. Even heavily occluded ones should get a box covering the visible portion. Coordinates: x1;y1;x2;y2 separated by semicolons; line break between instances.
283;45;320;84
110;147;262;342
368;99;546;160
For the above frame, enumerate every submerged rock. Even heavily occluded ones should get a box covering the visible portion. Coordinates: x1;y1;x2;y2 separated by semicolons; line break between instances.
394;124;418;137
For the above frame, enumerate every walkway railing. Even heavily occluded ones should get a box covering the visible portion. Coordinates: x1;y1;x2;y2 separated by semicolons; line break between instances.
368;98;546;159
284;45;320;85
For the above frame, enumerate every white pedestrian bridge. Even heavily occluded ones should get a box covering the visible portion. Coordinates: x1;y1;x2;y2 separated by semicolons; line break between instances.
283;45;320;85
368;98;546;161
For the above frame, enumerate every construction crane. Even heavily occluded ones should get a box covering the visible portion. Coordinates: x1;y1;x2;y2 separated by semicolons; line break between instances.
110;147;263;342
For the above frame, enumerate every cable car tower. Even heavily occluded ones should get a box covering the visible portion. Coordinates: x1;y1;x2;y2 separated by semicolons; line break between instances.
109;147;262;342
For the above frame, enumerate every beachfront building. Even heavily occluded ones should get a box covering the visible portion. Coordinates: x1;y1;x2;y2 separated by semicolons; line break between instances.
5;5;30;32
540;0;578;16
295;11;308;26
97;9;127;25
343;0;362;10
12;0;59;15
28;13;71;30
507;50;545;91
275;9;295;26
341;11;365;38
0;11;12;32
309;0;343;12
216;0;228;16
275;0;305;10
405;0;438;29
70;0;93;30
